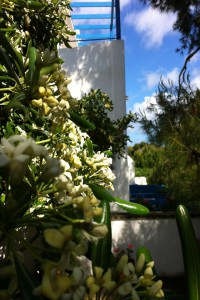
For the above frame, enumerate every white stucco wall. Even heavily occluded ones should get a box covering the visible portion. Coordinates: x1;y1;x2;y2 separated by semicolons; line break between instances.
111;216;200;276
59;40;131;201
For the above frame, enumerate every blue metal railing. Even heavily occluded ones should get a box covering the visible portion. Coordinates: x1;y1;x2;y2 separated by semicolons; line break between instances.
70;0;121;46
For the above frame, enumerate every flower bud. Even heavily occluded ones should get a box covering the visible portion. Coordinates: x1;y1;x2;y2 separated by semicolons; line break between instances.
38;75;48;85
146;261;154;268
64;78;72;85
132;288;140;300
144;267;153;277
118;282;132;295
116;255;128;273
155;288;164;297
102;268;112;282
93;207;103;216
45;96;59;107
38;86;46;95
82;197;93;223
45;88;53;96
86;276;95;288
44;228;65;249
59;225;73;241
135;253;145;274
32;98;43;108
42;102;51;115
90;224;108;237
94;267;104;281
89;283;100;298
147;280;163;297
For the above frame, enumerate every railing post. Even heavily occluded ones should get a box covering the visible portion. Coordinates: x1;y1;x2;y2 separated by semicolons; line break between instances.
115;0;121;40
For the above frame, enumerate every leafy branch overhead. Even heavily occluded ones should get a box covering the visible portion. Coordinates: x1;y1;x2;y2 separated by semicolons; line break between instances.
72;89;136;157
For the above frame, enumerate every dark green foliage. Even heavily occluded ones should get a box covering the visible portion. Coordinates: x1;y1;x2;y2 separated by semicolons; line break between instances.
128;142;163;181
72;89;136;156
139;81;200;207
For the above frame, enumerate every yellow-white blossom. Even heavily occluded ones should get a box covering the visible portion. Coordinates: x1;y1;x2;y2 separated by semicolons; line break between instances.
135;253;146;274
147;280;163;297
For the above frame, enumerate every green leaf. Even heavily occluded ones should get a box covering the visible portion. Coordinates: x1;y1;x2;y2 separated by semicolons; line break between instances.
26;1;46;10
5;122;14;136
103;150;113;157
0;28;16;32
113;197;149;215
14;253;40;300
88;183;115;202
0;30;24;76
176;205;200;300
85;138;93;157
92;199;112;271
0;48;21;86
0;75;16;82
69;111;96;130
6;92;29;120
27;47;37;83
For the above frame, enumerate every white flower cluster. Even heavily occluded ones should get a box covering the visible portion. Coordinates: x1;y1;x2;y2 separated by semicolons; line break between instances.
0;136;47;187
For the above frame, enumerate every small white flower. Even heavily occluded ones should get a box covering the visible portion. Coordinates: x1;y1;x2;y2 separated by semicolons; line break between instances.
147;280;163;297
118;282;132;296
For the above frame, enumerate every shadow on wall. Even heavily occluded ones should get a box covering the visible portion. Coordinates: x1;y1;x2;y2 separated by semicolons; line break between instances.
111;218;185;276
59;41;114;99
59;40;126;121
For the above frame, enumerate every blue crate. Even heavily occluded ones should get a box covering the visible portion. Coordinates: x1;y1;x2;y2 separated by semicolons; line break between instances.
129;184;167;210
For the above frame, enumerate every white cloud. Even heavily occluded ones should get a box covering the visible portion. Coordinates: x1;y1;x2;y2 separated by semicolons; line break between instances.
124;7;176;47
144;67;180;90
133;96;157;118
190;68;200;89
127;96;157;144
145;73;160;90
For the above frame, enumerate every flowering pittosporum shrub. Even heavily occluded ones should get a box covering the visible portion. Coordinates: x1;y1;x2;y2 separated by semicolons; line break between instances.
85;254;164;300
0;1;164;299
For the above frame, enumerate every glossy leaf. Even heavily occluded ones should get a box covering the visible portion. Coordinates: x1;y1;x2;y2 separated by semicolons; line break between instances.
88;183;115;202
85;138;93;157
114;197;149;215
69;111;96;130
27;47;37;83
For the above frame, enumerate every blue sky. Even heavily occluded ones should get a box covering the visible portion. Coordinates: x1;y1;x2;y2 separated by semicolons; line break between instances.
119;0;200;145
71;0;200;145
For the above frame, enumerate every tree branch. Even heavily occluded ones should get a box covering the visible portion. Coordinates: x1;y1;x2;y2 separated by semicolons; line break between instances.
178;46;200;87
